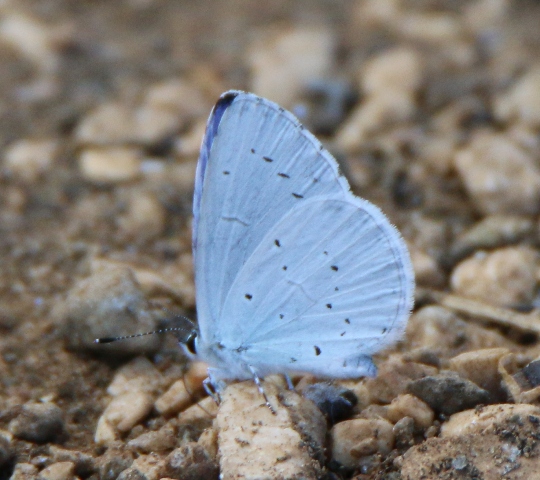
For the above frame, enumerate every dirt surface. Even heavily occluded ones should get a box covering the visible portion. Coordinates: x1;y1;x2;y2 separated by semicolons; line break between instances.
3;1;540;479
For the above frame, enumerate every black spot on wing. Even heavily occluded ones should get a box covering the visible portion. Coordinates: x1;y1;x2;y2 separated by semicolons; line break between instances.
251;148;256;153
263;156;274;163
278;173;290;178
223;170;230;175
326;303;332;309
344;318;350;324
282;265;288;271
245;294;253;300
331;265;338;271
314;346;321;356
275;239;281;247
292;193;304;199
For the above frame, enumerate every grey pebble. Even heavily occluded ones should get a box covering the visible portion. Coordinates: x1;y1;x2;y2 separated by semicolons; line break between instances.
8;403;64;443
302;382;357;423
406;373;491;416
160;443;218;480
53;262;161;356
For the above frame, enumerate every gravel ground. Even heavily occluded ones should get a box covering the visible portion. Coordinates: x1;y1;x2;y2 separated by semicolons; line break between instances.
2;1;540;479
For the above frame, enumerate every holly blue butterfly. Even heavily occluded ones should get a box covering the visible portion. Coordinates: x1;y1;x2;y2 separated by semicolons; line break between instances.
187;90;415;399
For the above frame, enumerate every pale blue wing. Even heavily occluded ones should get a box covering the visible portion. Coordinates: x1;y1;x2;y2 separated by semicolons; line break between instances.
193;91;354;342
216;196;414;378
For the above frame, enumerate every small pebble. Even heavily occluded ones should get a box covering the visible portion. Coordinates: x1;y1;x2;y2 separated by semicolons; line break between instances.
393;416;415;449
48;446;94;477
116;191;166;242
9;463;39;480
107;357;165;397
494;66;540;127
160;443;218;480
95;391;154;445
127;424;178;453
448;348;510;400
79;147;142;183
75;103;136;145
406;372;491;416
3;139;57;182
96;447;134;480
54;260;161;355
37;461;75;480
177;396;218;428
301;382;357;423
387;394;435;429
8;402;64;443
330;418;394;468
454;131;540;215
117;453;165;480
154;362;207;416
450;246;539;307
248;27;335;107
216;381;325;480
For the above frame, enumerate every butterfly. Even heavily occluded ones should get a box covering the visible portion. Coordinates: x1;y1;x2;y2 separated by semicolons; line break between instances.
187;90;415;403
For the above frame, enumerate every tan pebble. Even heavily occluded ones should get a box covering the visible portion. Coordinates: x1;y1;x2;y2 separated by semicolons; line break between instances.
178;396;218;426
4;139;57;182
450;215;534;262
155;362;207;416
362;48;422;96
494;66;540;127
330;418;394;468
75;103;135;144
131;105;179;145
441;403;540;437
143;79;208;118
450;246;539;306
121;453;165;480
405;305;513;354
48;446;94;474
198;428;218;460
363;356;438;404
454;131;540;215
387;394;434;429
216;381;325;480
95;391;154;445
403;212;450;261
497;353;540;404
449;348;510;397
79;147;142;183
127;425;177;453
358;404;389;420
396;13;463;44
248;27;335;107
0;12;60;72
174;120;207;157
117;192;165;241
417;135;456;176
36;461;75;480
9;463;39;480
107;357;165;397
409;246;444;288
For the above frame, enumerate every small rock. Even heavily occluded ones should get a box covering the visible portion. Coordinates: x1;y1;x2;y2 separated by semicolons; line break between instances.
116;191;165;242
160;443;218;480
406;373;491;416
0;434;11;467
9;402;64;443
450;215;534;263
448;348;510;400
335;48;421;151
95;391;154;445
450;246;539;307
248;27;335;107
454;131;540;215
387;394;434;429
494;66;540;127
155;362;207;416
107;357;165;397
48;446;94;477
9;463;39;480
117;453;165;480
3;139;57;182
54;260;161;356
216;381;325;480
177;396;218;428
37;462;75;480
330;418;394;468
393;416;415;449
127;425;178;453
301;382;357;423
75;103;136;145
79;147;142;183
96;447;134;480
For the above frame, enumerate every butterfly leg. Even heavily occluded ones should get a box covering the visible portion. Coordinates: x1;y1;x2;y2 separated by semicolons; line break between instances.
284;373;294;390
248;365;276;415
203;369;228;405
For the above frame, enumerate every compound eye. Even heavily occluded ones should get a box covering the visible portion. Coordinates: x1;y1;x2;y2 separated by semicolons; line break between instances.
185;331;197;355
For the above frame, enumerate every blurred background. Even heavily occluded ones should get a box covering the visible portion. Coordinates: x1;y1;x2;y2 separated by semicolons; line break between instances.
2;1;540;478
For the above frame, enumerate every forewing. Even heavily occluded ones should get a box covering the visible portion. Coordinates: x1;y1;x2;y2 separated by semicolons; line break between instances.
218;196;415;378
193;91;352;342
